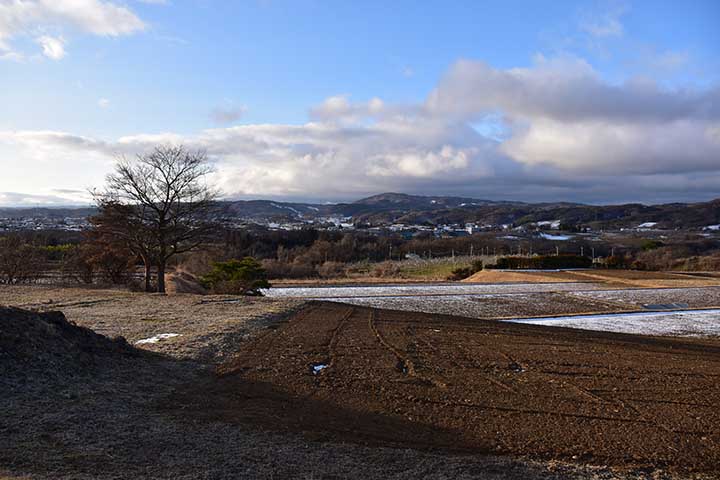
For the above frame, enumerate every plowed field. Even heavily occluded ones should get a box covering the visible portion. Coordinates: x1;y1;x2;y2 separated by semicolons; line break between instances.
166;302;720;472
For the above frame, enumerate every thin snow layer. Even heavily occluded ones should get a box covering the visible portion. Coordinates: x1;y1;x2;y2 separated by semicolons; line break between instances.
506;309;720;337
570;287;720;309
322;294;506;318
704;224;720;231
637;222;658;228
537;220;561;229
263;282;603;299
135;333;181;345
539;233;572;241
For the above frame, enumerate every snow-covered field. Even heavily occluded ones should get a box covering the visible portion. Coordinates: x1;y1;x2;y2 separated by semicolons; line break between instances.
570;286;720;309
263;282;602;298
507;309;720;337
265;283;720;338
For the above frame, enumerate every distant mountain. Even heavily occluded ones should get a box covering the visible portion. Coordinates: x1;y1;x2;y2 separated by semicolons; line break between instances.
0;207;97;219
2;194;719;231
332;192;522;218
218;200;334;220
374;198;720;230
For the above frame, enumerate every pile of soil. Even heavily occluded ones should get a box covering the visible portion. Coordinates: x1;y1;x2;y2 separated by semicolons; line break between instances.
0;307;137;383
165;269;208;295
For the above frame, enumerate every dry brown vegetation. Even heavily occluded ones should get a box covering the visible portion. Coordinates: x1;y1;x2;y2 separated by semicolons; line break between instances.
463;269;720;288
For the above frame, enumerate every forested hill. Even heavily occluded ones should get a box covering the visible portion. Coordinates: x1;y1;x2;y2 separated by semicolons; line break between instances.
2;194;719;230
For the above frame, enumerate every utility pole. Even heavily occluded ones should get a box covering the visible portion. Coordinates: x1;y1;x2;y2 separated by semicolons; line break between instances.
581;246;584;257
556;245;559;256
470;245;474;257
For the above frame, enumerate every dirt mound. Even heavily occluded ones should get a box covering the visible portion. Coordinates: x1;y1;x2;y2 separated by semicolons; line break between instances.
0;307;136;379
166;269;207;295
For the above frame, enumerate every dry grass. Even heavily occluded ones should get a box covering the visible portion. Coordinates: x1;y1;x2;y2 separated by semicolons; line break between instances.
463;270;583;283
0;285;303;363
566;270;720;288
462;269;720;288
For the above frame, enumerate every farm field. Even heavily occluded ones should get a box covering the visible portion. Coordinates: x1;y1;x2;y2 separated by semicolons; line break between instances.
3;278;720;480
174;302;720;472
265;279;720;336
262;281;605;299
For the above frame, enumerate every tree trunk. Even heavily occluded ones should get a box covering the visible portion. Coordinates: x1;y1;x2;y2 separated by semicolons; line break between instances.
157;260;166;293
144;262;152;292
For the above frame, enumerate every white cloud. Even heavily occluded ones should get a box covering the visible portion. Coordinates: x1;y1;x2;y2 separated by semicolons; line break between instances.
36;35;65;59
0;0;145;59
0;54;718;205
426;57;720;177
98;98;110;108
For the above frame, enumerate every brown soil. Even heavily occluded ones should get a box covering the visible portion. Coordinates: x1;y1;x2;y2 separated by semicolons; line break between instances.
463;269;720;288
565;271;720;288
463;270;586;283
166;302;720;473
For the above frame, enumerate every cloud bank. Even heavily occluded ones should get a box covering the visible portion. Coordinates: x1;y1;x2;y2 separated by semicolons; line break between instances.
1;56;719;205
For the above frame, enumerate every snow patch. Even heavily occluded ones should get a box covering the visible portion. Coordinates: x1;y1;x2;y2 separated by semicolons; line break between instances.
506;309;720;337
637;222;658;228
537;220;561;229
539;233;572;241
135;333;181;345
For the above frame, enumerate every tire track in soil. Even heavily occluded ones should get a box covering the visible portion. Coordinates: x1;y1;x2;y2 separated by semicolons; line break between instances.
368;309;447;388
215;303;317;376
178;302;720;472
325;306;355;370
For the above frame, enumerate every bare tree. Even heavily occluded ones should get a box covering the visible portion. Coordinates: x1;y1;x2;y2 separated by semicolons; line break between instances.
93;145;218;293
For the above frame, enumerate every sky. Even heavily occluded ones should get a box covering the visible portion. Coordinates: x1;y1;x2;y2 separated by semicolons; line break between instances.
0;0;719;206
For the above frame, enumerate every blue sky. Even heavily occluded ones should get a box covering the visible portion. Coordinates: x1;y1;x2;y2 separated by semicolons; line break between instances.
0;0;719;205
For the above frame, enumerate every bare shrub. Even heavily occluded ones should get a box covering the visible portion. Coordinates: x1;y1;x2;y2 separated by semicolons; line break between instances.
372;261;401;278
317;261;346;279
61;243;134;285
0;236;44;285
60;245;95;284
289;262;316;279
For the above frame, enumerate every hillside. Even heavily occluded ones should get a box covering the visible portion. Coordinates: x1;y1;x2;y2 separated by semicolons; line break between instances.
2;194;719;230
